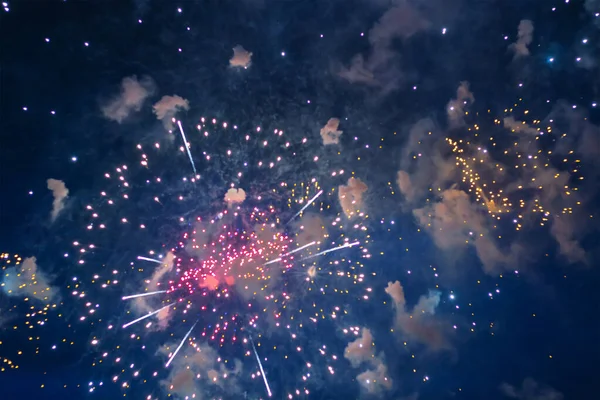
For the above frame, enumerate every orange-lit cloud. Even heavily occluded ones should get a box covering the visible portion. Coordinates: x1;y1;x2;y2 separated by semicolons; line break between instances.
101;75;155;123
229;45;252;68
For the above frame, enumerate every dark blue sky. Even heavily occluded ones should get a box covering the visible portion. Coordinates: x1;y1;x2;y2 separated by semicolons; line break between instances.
1;1;599;399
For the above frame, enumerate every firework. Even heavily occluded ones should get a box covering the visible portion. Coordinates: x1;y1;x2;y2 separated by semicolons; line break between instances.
68;116;373;398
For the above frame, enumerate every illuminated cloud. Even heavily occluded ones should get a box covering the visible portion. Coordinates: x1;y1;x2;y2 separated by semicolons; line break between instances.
47;178;68;221
385;280;451;350
1;257;59;303
101;75;155;123
396;170;416;202
338;177;368;218
503;116;539;136
224;188;246;206
344;328;392;394
159;342;243;398
396;118;457;205
447;81;474;126
293;213;328;247
229;45;252;68
500;378;563;400
344;328;377;367
153;95;190;130
131;251;176;328
412;189;511;274
320;118;343;145
509;20;534;58
339;1;430;92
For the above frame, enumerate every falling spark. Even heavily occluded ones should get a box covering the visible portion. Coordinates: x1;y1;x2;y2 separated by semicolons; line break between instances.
287;190;323;224
299;241;359;261
136;256;163;264
176;120;197;175
263;241;316;265
121;290;167;300
122;303;174;329
250;336;272;397
165;320;198;368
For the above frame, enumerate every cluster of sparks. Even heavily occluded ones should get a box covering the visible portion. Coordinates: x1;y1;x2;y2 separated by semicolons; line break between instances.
450;100;586;232
64;117;373;399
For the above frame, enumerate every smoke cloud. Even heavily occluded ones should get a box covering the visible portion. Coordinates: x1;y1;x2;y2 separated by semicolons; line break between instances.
447;81;474;127
344;328;392;394
338;177;368;218
159;341;243;398
339;1;430;92
385;281;451;350
153;95;190;130
101;75;155;123
509;20;534;59
229;45;253;68
130;252;176;329
320;118;343;145
500;378;563;400
224;188;247;206
47;178;68;221
1;256;59;303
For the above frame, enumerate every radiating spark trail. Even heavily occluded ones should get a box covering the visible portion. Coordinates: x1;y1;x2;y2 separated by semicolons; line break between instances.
136;256;163;264
287;190;323;224
165;320;198;368
299;241;360;261
250;336;272;397
263;241;316;265
176;120;197;175
121;290;167;300
122;303;174;329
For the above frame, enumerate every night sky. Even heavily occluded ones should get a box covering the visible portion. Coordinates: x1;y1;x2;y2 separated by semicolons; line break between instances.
1;1;599;400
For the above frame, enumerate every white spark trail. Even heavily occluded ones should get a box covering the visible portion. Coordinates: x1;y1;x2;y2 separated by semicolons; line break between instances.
121;290;167;300
263;241;316;265
177;120;197;175
165;320;198;368
250;336;272;397
287;190;323;224
299;241;360;261
137;256;163;264
122;303;174;329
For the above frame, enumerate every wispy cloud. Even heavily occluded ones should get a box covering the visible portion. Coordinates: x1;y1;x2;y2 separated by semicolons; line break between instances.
397;85;596;274
339;1;430;92
509;20;534;59
447;81;474;127
47;178;68;221
385;281;451;350
130;252;176;329
1;256;59;303
500;378;563;400
159;341;243;398
338;177;368;218
344;328;392;394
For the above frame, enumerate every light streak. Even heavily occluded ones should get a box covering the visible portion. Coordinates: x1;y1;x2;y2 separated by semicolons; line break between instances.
122;303;174;329
299;241;360;261
121;290;167;300
136;256;163;264
250;336;272;397
165;320;198;368
176;120;197;175
287;190;323;224
264;241;316;265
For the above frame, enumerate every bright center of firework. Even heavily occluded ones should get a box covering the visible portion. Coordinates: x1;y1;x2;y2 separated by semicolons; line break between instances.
169;210;296;305
307;265;317;279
